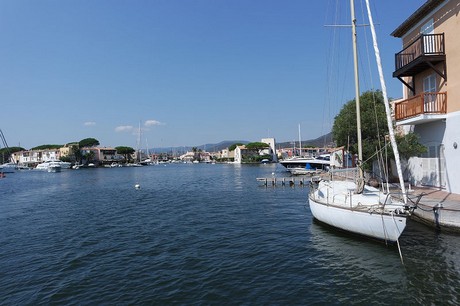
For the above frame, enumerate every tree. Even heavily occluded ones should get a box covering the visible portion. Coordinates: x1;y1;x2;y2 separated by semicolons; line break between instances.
79;138;100;148
332;90;425;169
82;150;95;165
246;142;269;150
394;132;427;160
31;144;62;150
115;146;135;162
229;143;244;151
0;146;25;164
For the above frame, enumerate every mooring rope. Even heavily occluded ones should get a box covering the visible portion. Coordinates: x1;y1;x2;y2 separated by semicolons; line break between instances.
392;212;404;265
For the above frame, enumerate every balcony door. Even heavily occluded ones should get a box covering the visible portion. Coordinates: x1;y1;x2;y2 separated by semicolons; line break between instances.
423;74;436;112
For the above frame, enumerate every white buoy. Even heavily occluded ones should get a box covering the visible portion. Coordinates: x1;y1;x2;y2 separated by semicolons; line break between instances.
135;184;140;189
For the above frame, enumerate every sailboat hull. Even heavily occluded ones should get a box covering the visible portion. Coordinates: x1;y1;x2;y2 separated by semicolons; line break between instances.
308;195;406;242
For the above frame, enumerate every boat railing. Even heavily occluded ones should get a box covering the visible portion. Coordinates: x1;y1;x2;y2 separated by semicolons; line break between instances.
329;167;358;182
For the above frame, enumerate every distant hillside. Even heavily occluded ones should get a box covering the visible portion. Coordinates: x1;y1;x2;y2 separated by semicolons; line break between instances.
149;134;333;154
277;132;334;148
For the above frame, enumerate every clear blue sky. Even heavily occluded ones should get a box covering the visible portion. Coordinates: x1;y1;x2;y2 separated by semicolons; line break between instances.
0;0;426;150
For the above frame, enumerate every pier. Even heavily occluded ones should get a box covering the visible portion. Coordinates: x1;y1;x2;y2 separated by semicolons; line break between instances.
256;176;312;187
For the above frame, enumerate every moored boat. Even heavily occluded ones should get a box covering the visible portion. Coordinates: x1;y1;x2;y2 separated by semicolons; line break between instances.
0;162;17;173
36;161;62;172
279;155;330;172
308;0;415;244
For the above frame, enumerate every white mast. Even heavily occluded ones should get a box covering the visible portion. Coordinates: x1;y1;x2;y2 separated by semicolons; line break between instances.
350;0;365;193
364;0;407;203
137;121;141;163
298;123;302;157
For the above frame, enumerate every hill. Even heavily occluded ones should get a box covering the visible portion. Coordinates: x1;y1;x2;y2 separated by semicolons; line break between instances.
276;132;334;148
150;134;333;154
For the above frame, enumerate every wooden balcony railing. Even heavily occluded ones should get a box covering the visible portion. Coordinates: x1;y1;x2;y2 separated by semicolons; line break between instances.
394;92;447;121
395;33;445;72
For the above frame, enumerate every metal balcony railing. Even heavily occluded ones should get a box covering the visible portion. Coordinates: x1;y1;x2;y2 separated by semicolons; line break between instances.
394;33;445;72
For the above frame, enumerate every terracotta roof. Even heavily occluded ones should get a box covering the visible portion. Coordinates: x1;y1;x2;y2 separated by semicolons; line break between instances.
391;0;445;37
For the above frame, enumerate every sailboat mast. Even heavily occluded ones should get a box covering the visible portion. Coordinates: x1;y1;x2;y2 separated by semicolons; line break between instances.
350;0;365;187
298;123;302;157
138;121;141;163
364;0;407;203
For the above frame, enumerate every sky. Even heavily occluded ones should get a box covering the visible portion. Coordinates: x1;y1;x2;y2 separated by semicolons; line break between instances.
0;0;427;150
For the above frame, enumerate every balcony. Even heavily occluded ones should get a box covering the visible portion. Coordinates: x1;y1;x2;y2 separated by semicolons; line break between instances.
394;92;447;125
393;34;446;94
394;33;446;77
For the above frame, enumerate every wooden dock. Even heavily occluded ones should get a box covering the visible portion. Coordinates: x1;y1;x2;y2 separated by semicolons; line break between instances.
256;176;313;187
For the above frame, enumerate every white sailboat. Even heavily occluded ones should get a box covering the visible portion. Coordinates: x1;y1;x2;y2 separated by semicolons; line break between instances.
0;129;17;173
308;0;414;243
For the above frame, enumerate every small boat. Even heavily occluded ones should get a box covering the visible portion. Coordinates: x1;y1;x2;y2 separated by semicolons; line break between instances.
72;163;83;169
280;155;330;172
36;161;62;172
0;130;17;173
288;167;323;176
47;163;61;173
0;162;17;173
59;161;71;169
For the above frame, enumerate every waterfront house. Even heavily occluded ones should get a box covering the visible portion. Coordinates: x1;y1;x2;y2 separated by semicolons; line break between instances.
261;138;277;162
233;145;248;164
80;147;122;165
12;148;61;167
392;0;460;193
59;143;77;158
179;151;196;162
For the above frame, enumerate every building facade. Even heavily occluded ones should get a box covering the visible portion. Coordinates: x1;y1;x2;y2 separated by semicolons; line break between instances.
392;0;460;193
80;147;121;165
11;149;61;166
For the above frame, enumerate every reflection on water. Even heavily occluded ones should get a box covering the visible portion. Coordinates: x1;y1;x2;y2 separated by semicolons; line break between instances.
310;219;407;283
310;218;460;304
0;165;459;304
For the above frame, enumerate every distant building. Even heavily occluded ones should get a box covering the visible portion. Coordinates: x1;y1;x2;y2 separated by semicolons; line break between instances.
233;145;247;164
233;140;274;164
219;148;234;161
11;148;61;167
261;138;277;162
179;151;195;162
80;147;122;165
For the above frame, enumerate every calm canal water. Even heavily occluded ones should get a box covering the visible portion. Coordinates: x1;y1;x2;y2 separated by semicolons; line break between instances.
1;164;459;304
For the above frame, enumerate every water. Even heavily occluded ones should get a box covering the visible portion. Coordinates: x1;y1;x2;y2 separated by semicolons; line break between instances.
1;164;459;305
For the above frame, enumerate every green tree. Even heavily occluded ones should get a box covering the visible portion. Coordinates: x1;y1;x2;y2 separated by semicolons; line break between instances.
332;90;425;169
0;146;25;163
115;146;135;162
81;150;96;165
229;143;244;151
79;138;100;148
246;142;269;150
394;132;427;160
31;144;62;150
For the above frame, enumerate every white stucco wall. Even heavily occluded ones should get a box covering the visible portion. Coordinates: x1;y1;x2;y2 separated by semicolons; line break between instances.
443;110;460;193
406;110;460;193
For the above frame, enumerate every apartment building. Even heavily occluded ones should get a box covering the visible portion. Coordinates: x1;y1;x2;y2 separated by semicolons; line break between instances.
392;0;460;193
